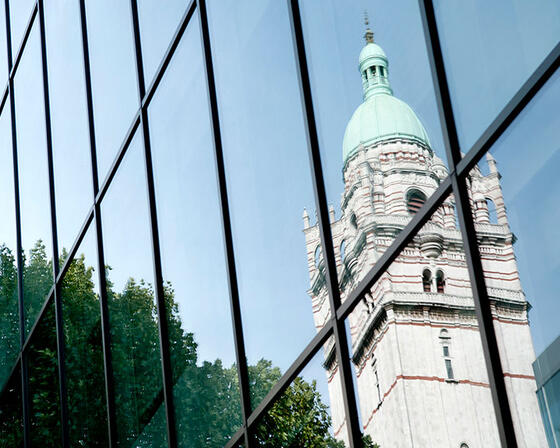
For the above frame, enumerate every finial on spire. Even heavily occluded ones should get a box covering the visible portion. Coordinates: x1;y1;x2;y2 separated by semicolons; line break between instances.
364;11;374;43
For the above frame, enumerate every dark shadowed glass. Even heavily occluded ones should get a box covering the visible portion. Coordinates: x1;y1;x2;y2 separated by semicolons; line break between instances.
0;364;23;446
61;224;108;446
0;100;18;391
28;302;61;446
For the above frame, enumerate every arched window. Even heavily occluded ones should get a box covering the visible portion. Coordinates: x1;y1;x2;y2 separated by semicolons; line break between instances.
350;213;358;229
439;329;454;380
340;240;346;261
486;198;498;224
460;444;469;448
422;269;432;292
314;246;322;267
371;357;381;404
407;189;427;214
436;270;445;293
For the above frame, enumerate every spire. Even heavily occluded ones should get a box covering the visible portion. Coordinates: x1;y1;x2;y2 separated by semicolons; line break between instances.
364;11;374;43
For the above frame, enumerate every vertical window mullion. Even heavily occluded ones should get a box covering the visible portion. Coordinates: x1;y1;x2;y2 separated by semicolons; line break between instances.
77;0;118;445
128;1;178;446
197;0;254;445
287;0;363;446
418;0;519;446
3;0;29;445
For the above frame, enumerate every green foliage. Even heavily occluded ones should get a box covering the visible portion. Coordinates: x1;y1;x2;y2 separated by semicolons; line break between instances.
0;243;382;447
0;244;18;391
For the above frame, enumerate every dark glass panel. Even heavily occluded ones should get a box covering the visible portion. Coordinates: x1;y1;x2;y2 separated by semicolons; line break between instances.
253;340;344;446
13;22;53;335
137;0;188;87
434;0;560;149
344;195;504;447
100;134;166;447
0;365;23;446
148;16;242;445
28;302;61;446
468;69;560;446
85;0;138;183
207;0;322;410
0;100;18;391
61;225;108;446
45;0;93;255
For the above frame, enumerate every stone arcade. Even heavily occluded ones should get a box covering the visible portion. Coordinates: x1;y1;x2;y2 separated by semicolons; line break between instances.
303;26;546;448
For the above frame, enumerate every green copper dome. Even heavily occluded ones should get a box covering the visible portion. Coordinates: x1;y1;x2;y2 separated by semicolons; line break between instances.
343;40;431;163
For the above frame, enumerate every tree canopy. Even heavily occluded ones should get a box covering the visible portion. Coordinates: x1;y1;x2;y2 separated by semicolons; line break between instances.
0;241;379;447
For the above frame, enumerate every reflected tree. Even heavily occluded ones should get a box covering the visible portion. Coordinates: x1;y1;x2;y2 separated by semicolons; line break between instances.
0;242;380;447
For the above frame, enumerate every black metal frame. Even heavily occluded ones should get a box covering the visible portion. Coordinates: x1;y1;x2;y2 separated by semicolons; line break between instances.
0;0;557;446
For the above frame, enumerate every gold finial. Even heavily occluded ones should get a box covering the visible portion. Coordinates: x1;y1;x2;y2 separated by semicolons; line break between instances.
364;11;374;44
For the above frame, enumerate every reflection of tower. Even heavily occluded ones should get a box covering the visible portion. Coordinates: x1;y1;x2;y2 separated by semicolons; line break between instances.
303;25;546;448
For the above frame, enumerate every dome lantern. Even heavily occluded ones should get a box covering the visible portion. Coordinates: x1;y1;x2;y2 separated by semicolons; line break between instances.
342;23;431;164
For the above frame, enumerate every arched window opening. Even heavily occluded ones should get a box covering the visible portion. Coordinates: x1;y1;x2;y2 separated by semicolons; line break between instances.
350;213;358;229
436;270;445;293
371;357;381;404
340;240;346;262
407;189;427;214
439;329;454;380
422;269;432;293
486;198;498;224
460;444;469;448
314;246;322;268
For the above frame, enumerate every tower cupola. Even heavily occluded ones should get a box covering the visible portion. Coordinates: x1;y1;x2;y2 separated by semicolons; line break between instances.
342;19;431;164
360;18;392;99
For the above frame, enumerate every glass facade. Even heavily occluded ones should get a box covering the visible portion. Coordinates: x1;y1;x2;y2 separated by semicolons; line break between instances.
0;1;557;447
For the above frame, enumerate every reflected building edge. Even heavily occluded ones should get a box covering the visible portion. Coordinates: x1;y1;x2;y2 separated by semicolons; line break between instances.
304;25;546;447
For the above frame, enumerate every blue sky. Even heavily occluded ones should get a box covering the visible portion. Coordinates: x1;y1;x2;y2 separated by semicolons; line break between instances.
0;0;559;429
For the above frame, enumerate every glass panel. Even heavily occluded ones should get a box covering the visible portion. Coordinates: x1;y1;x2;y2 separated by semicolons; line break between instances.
300;0;448;214
137;0;188;87
253;339;346;446
0;366;23;446
61;224;108;445
207;0;323;409
0;101;18;391
148;16;242;445
345;195;503;447
86;0;138;183
14;22;54;335
299;1;449;301
468;69;560;446
434;0;560;149
45;0;93;255
101;134;167;447
28;301;61;446
8;0;34;56
0;0;8;90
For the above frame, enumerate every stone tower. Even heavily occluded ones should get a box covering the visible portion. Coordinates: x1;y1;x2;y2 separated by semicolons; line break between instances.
303;27;546;448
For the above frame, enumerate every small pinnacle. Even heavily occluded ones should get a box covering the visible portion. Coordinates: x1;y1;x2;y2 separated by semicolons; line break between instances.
364;11;374;43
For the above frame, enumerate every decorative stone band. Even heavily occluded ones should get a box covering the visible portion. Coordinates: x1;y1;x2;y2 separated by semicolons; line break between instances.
351;289;529;366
